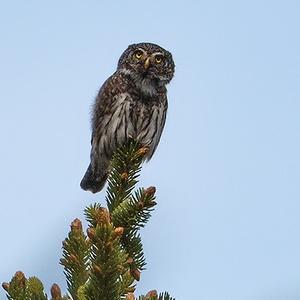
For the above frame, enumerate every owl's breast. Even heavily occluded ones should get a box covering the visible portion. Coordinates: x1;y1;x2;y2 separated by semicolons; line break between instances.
130;98;167;156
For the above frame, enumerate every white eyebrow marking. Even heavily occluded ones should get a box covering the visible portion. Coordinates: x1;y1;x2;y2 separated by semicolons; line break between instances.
152;52;164;56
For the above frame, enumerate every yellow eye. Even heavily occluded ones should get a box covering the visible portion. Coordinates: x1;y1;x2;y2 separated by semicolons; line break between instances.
134;51;143;59
155;56;163;64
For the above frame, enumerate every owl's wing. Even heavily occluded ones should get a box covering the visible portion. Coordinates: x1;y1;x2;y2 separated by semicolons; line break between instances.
90;72;132;161
81;73;132;193
146;99;168;160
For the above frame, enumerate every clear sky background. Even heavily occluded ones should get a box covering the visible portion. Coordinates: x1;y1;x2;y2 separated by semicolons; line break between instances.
0;1;299;299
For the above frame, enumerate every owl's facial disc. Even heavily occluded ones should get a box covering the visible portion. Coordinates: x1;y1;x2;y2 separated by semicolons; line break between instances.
118;43;174;95
133;48;165;74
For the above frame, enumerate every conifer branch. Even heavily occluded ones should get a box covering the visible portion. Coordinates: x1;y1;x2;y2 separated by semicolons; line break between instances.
60;219;90;300
2;272;48;300
111;187;157;233
83;205;135;300
111;186;156;271
106;141;148;213
121;232;146;271
107;142;156;272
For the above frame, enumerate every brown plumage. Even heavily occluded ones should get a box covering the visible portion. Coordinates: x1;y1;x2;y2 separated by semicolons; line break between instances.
80;42;175;193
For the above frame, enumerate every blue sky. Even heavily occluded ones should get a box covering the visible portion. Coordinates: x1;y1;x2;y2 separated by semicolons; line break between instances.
0;1;300;299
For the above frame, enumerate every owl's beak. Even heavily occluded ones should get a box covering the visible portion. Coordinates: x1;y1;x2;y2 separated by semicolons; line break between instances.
144;57;150;70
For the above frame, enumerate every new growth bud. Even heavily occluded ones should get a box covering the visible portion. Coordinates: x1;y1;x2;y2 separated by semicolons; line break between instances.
127;257;134;264
14;271;26;287
126;292;135;300
95;207;111;224
121;172;129;180
93;264;103;275
114;227;124;236
144;186;156;197
131;269;141;281
71;218;83;232
137;146;149;157
87;227;96;239
50;283;62;299
2;282;9;292
146;290;158;299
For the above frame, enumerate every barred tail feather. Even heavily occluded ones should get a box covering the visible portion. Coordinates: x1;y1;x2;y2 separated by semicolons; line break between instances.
80;163;108;193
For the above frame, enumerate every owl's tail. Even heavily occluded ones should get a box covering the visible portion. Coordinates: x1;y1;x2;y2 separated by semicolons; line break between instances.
80;163;108;193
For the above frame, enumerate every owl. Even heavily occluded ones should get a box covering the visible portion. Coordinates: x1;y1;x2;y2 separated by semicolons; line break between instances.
80;42;175;193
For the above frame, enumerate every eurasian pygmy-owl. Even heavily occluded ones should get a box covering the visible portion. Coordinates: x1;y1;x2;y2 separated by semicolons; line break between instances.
80;42;175;193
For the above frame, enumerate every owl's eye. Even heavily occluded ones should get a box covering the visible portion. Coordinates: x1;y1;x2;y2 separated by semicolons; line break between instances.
155;55;163;64
134;51;143;59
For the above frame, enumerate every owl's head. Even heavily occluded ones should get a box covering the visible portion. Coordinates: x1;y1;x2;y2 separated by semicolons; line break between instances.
117;42;175;93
